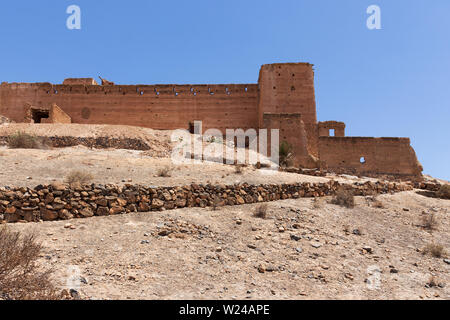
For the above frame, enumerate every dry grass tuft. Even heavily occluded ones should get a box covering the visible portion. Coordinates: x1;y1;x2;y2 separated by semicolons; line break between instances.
423;243;445;258
312;197;324;209
332;188;355;209
157;166;172;177
0;227;59;300
426;276;439;288
212;196;221;211
234;164;245;174
65;170;93;187
421;213;439;231
437;184;450;200
7;131;49;149
253;203;268;219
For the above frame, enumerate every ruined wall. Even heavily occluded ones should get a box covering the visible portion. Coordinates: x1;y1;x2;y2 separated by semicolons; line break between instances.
318;137;423;178
0;83;258;133
258;63;318;157
49;104;72;124
63;78;99;86
319;121;346;137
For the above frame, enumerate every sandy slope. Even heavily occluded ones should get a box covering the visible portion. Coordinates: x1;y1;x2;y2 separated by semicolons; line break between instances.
7;191;449;300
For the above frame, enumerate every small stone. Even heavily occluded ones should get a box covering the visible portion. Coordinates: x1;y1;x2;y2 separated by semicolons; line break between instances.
311;243;322;248
362;246;373;254
69;289;81;300
278;227;285;233
444;259;450;265
216;247;223;253
295;247;303;253
290;234;301;241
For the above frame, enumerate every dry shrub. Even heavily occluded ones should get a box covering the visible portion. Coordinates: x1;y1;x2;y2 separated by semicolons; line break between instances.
426;276;439;288
279;141;294;167
234;164;245;174
157;166;172;177
65;170;93;187
373;199;384;209
332;188;355;209
253;203;268;219
423;243;445;258
7;131;48;149
212;196;221;211
421;213;438;231
312;197;324;209
0;227;58;300
437;184;450;200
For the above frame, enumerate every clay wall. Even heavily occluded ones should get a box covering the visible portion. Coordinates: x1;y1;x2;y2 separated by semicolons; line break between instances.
0;83;258;133
318;137;423;177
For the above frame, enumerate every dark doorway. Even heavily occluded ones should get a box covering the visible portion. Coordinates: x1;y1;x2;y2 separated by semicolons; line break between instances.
31;109;50;123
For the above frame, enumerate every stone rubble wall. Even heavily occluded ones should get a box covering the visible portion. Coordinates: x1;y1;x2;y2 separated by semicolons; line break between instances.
0;181;413;224
0;136;151;151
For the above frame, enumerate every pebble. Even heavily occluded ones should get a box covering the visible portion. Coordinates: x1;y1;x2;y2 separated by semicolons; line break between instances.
295;247;303;253
444;259;450;265
311;243;322;248
362;246;373;254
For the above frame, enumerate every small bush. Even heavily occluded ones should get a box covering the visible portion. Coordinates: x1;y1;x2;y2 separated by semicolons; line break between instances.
234;164;245;174
279;141;294;167
254;204;268;219
332;188;355;208
421;213;438;231
437;184;450;200
65;170;93;187
423;243;445;258
7;131;48;149
157;166;172;177
372;199;384;209
426;276;439;288
312;198;324;209
0;227;58;300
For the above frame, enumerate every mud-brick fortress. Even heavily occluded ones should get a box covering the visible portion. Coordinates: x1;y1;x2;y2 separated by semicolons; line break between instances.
0;63;423;178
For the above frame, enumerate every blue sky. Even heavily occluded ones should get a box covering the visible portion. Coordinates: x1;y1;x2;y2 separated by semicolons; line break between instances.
0;0;449;180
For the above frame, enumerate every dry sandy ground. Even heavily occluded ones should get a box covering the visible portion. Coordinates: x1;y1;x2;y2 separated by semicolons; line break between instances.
7;191;450;300
0;146;337;188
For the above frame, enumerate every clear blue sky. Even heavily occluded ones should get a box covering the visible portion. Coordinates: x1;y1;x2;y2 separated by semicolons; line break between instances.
0;0;449;180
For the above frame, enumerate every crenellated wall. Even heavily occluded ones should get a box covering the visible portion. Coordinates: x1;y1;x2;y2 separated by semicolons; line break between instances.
0;82;259;133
